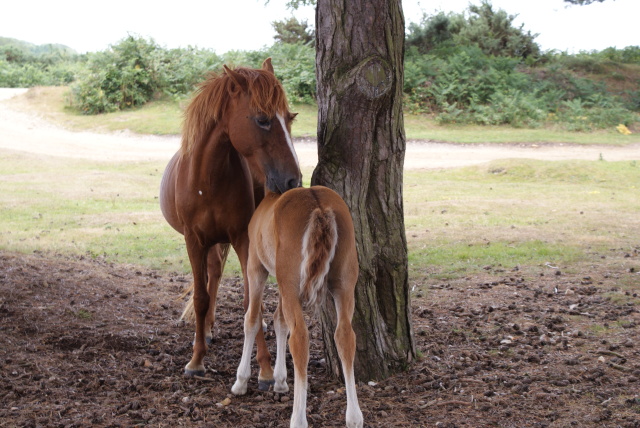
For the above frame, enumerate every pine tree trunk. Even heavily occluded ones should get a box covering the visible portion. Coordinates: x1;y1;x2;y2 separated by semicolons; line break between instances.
312;0;415;381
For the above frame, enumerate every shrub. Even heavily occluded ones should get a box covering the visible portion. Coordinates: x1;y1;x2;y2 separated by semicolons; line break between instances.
71;36;162;114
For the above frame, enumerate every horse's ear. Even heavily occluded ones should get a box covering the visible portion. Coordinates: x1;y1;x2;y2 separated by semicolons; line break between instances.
223;65;248;92
262;57;275;75
290;112;298;120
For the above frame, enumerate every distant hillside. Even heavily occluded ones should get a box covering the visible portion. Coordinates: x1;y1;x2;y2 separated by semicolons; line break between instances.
0;37;77;57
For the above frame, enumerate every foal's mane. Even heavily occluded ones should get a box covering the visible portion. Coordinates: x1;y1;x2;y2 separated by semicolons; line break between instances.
181;66;290;154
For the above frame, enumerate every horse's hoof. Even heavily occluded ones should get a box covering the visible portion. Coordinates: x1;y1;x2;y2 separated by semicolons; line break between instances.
258;379;275;391
184;367;205;377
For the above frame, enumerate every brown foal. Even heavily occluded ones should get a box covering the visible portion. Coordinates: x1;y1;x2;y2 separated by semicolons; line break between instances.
231;186;363;428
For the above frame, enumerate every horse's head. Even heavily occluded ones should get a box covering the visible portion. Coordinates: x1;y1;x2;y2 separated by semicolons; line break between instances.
222;59;302;194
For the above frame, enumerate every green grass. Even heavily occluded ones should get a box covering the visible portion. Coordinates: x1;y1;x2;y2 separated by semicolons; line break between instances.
0;151;315;277
404;159;640;279
404;113;640;145
3;87;640;281
2;146;639;282
9;87;640;145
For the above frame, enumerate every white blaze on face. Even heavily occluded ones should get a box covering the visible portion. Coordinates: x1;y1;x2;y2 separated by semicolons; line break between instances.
276;113;300;169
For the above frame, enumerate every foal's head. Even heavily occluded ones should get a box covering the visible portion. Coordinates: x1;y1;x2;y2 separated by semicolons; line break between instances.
183;59;302;194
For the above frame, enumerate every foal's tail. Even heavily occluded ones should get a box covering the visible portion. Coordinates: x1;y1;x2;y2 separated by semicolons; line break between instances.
300;208;338;313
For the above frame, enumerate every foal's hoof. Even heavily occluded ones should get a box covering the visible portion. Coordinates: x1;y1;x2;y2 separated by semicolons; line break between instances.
258;379;275;391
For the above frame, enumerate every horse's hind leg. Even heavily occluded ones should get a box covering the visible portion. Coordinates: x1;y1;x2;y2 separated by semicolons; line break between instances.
184;235;210;377
331;285;364;428
204;244;229;345
232;252;268;395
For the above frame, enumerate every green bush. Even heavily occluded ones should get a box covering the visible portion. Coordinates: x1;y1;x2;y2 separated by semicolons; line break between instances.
0;41;81;87
157;48;222;98
71;36;162;114
264;42;316;104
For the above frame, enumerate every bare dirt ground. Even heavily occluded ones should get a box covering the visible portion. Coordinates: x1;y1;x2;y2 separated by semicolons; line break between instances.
1;250;639;427
1;89;639;427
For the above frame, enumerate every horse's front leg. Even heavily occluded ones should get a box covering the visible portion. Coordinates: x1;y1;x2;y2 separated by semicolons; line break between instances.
234;233;274;390
184;233;210;377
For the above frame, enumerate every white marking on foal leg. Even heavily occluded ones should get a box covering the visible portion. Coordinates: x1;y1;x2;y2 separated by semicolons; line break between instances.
273;305;289;393
334;297;364;428
276;113;300;170
343;369;363;428
290;377;308;428
231;310;261;395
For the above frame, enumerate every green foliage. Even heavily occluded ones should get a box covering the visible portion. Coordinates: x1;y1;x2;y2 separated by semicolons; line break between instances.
406;1;539;60
69;34;314;114
264;43;316;103
215;42;316;104
69;36;222;114
563;0;606;4
406;12;463;55
272;16;314;44
71;36;162;114
0;37;80;87
459;1;540;59
404;2;638;130
4;1;638;130
156;47;222;98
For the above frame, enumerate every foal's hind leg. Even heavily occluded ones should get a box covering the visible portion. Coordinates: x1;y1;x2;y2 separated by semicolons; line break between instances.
331;286;364;428
273;298;290;393
280;283;310;428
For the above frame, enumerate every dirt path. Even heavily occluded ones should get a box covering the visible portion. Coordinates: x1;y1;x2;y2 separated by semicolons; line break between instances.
2;88;639;166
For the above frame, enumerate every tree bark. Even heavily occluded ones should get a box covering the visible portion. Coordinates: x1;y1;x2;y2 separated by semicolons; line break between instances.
312;0;415;381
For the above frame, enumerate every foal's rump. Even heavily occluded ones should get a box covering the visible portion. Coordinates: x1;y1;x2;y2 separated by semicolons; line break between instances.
267;186;356;311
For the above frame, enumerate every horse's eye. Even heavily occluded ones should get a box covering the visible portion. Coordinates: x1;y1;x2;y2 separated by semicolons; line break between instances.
255;116;271;130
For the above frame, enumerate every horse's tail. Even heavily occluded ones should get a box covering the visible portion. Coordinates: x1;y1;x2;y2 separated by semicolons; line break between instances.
299;208;338;313
179;243;231;323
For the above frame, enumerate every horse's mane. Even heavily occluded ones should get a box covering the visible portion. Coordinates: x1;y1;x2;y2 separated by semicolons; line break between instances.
181;67;290;154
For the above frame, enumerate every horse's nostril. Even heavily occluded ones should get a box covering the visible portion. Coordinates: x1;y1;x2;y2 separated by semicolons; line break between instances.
286;178;301;190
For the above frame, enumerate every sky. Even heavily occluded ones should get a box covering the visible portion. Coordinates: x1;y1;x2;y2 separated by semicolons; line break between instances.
2;0;638;55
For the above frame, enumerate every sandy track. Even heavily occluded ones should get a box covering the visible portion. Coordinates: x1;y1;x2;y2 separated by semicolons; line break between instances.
1;88;638;167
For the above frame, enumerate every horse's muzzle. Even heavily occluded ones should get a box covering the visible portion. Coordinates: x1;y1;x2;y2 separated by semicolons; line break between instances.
266;173;302;194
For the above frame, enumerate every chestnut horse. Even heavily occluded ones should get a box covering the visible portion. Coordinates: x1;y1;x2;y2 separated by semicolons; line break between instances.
231;186;363;428
159;59;302;384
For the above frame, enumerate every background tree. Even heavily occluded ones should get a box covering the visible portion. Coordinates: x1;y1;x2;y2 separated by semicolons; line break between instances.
456;1;539;59
272;17;315;45
563;0;608;4
312;0;415;381
406;12;464;55
406;2;539;60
